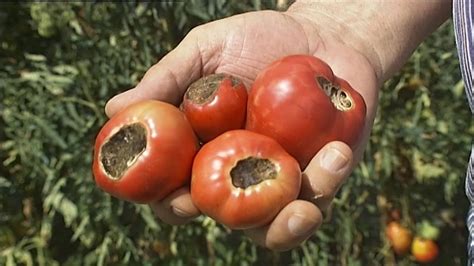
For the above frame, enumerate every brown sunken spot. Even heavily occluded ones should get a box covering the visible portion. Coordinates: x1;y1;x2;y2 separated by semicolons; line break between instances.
185;73;226;104
100;123;147;179
230;157;277;189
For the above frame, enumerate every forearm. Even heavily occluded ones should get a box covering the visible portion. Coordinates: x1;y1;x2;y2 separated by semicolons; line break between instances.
286;0;452;84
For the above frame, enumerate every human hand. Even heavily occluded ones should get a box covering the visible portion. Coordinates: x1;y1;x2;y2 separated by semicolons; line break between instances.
105;8;379;250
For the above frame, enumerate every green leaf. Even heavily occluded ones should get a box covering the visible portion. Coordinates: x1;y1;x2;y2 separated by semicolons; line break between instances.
412;149;445;181
28;113;68;149
59;196;78;226
139;205;159;231
24;53;47;62
20;71;42;81
0;176;12;187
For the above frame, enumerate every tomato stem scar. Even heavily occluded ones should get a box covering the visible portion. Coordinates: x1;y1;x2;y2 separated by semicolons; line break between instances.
316;76;353;111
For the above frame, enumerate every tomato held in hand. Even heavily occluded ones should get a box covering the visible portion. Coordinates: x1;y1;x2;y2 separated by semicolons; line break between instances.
182;74;248;143
385;221;413;255
93;100;199;203
246;55;366;168
191;130;301;230
411;237;439;263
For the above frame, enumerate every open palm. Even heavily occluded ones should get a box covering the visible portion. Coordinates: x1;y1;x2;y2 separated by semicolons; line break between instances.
106;10;379;251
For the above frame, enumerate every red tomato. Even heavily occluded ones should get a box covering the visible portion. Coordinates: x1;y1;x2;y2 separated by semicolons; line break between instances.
385;221;413;255
93;100;198;203
182;73;248;143
190;130;301;229
411;237;439;263
246;55;366;168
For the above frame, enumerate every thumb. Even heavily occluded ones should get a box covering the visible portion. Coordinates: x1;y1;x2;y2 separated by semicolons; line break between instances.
105;27;213;117
300;141;354;211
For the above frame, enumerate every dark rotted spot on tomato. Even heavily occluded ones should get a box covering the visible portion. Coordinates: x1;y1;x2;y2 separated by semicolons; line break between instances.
100;123;147;179
230;157;277;189
316;76;353;111
185;73;226;104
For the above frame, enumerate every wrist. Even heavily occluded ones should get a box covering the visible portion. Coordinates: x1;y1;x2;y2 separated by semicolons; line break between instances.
286;0;451;84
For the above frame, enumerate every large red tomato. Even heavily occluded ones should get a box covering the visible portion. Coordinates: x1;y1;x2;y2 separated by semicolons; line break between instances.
190;130;301;230
93;100;198;203
181;73;248;143
246;55;366;168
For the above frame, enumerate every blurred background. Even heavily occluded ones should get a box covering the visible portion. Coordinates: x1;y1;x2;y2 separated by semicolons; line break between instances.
0;2;472;265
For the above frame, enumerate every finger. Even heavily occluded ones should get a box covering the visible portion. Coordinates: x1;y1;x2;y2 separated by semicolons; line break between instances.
105;26;218;117
244;200;323;251
299;141;353;212
149;187;200;225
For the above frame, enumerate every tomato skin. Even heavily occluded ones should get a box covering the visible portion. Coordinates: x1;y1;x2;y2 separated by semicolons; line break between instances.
190;130;301;230
246;55;366;168
385;221;413;255
93;100;199;204
182;74;248;143
411;237;439;263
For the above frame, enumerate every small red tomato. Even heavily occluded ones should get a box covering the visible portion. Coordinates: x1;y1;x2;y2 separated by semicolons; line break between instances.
385;221;413;255
190;130;301;230
182;73;248;143
389;209;402;222
93;100;198;203
411;237;439;263
246;55;366;168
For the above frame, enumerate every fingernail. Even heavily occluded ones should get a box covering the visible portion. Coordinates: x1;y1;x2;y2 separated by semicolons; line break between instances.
288;214;316;237
320;148;349;173
172;206;192;218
